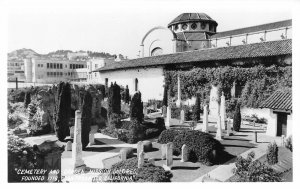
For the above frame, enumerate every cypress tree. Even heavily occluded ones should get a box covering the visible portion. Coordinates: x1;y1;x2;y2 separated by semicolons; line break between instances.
125;85;130;104
107;82;121;129
130;91;144;123
193;94;201;121
55;82;71;141
233;103;241;132
163;84;168;107
81;91;92;149
24;92;31;108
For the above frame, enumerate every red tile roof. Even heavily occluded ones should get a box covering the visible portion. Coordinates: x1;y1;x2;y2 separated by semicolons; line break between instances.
259;90;292;111
211;20;292;39
96;39;291;72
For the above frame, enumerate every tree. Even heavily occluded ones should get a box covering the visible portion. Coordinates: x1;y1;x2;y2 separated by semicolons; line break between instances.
233;102;241;132
193;94;201;121
81;91;92;149
55;82;71;141
107;82;121;129
24;92;31;108
125;85;130;104
163;85;168;107
130;91;144;123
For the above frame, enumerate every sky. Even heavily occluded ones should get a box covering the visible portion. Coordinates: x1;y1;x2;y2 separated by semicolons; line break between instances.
5;0;295;59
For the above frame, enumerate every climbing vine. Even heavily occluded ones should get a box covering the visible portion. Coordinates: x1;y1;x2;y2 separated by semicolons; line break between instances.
164;65;292;110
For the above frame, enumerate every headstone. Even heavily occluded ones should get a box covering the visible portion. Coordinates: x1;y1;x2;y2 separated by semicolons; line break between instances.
181;144;188;162
202;105;209;133
226;118;232;136
215;115;223;140
148;158;155;165
154;104;157;111
180;109;185;124
176;75;181;107
66;141;72;151
161;144;167;160
137;141;144;157
165;106;171;127
72;110;85;169
120;150;127;161
88;133;95;146
209;84;220;121
166;142;173;168
162;105;167;118
143;106;147;116
220;92;226;130
70;126;74;138
138;152;145;168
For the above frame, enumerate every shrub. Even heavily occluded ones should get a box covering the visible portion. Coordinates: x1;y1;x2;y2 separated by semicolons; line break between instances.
171;107;181;119
127;119;144;144
267;142;278;165
107;82;121;129
145;128;161;139
130;92;144;123
8;135;38;182
24;92;31;108
101;127;118;138
285;136;292;152
232;151;281;182
81;91;93;149
233;103;241;132
29;124;51;136
55;82;71;141
108;157;172;182
173;130;223;165
157;129;179;144
109;113;122;129
8;114;24;129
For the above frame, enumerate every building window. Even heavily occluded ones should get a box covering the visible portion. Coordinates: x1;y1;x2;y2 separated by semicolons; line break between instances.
182;23;188;30
54;63;56;69
174;24;178;31
151;47;163;56
60;64;62;69
105;78;108;87
50;63;53;69
135;78;138;91
201;22;206;30
191;22;197;30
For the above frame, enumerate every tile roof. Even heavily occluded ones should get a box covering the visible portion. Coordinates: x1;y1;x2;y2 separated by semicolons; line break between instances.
168;13;217;27
211;19;292;39
175;32;207;41
259;90;292;111
96;39;291;72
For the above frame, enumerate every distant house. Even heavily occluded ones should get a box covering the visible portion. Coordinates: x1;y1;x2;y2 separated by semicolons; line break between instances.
259;90;292;137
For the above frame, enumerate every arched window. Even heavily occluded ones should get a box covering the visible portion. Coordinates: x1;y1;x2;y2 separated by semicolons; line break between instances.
151;47;163;56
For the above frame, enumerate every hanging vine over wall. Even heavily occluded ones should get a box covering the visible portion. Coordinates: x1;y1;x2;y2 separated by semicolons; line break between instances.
164;65;292;111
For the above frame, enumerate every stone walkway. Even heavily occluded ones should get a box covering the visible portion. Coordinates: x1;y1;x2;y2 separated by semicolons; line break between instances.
193;124;281;182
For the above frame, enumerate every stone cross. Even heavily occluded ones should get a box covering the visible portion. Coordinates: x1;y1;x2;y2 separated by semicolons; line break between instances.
66;141;72;151
202;105;209;133
176;75;181;107
161;144;167;160
72;110;85;169
138;151;145;168
181;144;188;162
165;106;171;127
220;92;226;130
137;141;144;157
88;133;95;146
166;142;173;167
215;115;223;140
180;109;185;124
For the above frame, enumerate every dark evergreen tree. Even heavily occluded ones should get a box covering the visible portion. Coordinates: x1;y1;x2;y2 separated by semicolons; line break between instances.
130;91;144;123
125;85;130;104
107;82;121;129
55;82;71;141
233;103;241;132
163;84;168;107
193;94;201;121
24;92;31;108
81;91;92;149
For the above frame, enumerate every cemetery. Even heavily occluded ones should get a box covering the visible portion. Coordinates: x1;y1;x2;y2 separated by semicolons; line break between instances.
7;74;292;182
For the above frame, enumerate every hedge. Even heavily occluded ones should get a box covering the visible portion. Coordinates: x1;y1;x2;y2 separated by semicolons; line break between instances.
107;157;172;182
267;142;278;165
157;129;180;144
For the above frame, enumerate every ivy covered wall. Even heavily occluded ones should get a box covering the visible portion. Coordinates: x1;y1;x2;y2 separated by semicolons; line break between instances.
164;65;292;113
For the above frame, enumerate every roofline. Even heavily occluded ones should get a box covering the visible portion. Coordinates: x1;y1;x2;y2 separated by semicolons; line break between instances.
211;19;292;39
